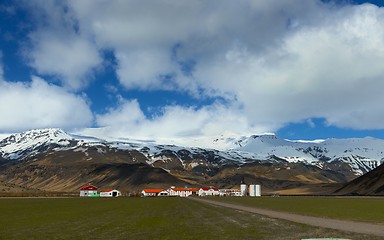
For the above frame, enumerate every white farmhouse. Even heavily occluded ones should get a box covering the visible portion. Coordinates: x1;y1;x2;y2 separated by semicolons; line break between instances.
158;190;169;196
168;187;199;197
141;189;163;197
219;189;242;196
80;185;99;197
198;187;219;196
100;189;121;197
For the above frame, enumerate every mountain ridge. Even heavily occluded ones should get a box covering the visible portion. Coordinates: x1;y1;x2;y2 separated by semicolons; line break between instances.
0;128;383;194
1;128;383;176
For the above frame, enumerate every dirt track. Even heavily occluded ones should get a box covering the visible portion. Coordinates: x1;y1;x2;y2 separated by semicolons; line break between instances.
190;197;384;237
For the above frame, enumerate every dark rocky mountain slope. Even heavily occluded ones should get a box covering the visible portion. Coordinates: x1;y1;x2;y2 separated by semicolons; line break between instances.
1;128;383;195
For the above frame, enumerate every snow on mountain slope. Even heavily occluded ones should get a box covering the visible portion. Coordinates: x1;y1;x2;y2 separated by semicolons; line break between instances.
1;128;383;176
235;134;384;175
0;128;75;160
0;133;11;141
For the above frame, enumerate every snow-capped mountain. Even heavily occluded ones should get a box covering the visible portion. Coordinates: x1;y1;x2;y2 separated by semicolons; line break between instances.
232;134;384;175
0;128;383;177
0;128;76;160
2;128;384;194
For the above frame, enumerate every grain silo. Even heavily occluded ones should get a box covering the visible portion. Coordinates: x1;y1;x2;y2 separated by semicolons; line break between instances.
240;184;247;196
249;184;256;196
255;184;261;196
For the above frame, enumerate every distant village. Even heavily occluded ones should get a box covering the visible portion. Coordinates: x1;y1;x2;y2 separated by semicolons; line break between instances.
79;184;261;198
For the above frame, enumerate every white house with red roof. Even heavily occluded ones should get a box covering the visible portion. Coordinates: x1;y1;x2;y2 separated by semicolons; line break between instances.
218;189;242;196
141;189;163;197
100;189;121;197
158;190;169;196
80;185;99;197
141;187;199;197
198;187;219;196
168;186;198;197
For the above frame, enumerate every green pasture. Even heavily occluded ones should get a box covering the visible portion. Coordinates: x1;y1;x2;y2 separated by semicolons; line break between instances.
210;196;384;223
0;197;381;240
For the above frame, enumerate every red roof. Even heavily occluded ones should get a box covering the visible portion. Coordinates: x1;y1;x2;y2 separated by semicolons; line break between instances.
169;187;199;192
169;187;198;192
80;185;98;190
100;189;114;193
142;189;163;193
170;188;187;191
201;187;219;191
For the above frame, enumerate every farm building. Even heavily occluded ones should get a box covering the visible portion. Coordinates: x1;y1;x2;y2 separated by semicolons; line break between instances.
198;187;219;196
168;187;199;197
141;189;163;197
218;189;242;196
249;184;261;197
141;187;199;197
80;185;99;197
100;189;121;197
240;184;247;196
141;184;260;198
158;190;169;196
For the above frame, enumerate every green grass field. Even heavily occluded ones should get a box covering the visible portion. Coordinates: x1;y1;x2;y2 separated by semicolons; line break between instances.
0;197;381;240
210;196;384;223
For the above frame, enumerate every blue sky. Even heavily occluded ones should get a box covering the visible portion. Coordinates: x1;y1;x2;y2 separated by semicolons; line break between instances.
1;0;384;145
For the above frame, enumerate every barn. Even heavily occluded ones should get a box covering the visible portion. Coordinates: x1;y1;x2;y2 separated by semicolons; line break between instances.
100;189;121;197
80;185;99;197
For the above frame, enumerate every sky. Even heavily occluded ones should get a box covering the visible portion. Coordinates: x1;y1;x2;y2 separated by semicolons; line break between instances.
1;0;384;145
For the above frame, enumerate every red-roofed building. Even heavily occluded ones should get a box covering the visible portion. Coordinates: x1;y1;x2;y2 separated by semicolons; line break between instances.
80;185;99;197
168;186;198;197
141;186;202;197
100;189;121;197
198;187;219;196
141;189;163;197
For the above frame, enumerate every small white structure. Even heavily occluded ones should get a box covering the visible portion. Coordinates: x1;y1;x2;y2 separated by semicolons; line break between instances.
249;184;261;197
198;187;220;196
240;184;247;196
80;185;98;197
255;184;261;196
249;184;256;197
100;189;121;197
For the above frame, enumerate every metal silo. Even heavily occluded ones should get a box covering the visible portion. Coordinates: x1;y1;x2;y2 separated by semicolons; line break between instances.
240;184;247;196
249;184;256;196
255;184;261;196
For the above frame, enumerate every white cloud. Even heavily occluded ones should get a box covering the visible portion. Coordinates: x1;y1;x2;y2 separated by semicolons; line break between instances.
20;1;384;135
0;76;93;132
192;2;384;130
91;97;255;147
96;98;145;127
115;48;177;90
28;34;102;90
22;0;102;90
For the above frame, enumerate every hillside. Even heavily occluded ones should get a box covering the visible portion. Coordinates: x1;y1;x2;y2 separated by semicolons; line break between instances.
0;128;384;194
335;164;384;195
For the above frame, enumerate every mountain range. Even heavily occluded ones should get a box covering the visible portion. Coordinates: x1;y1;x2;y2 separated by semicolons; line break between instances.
0;128;383;195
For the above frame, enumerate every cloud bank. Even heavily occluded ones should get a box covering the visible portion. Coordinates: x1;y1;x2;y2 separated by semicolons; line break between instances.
3;0;384;142
94;98;251;138
0;76;93;132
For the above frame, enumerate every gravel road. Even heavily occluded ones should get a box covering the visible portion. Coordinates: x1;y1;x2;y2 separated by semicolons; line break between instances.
190;197;384;237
